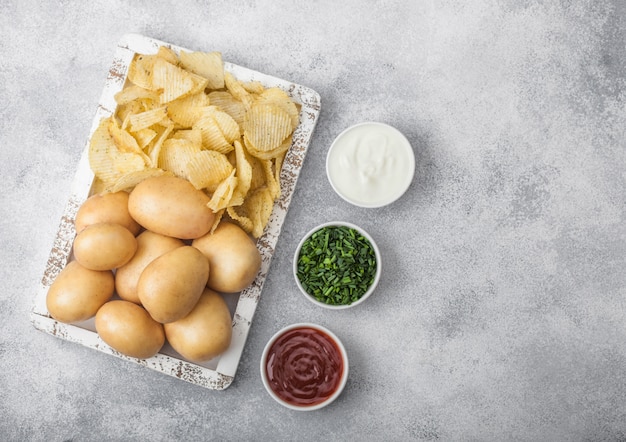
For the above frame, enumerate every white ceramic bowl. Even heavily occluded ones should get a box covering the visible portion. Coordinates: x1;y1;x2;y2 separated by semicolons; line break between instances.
326;122;415;208
260;323;349;411
293;221;382;310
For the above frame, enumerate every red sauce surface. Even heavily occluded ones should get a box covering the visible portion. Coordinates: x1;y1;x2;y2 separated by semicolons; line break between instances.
265;327;344;407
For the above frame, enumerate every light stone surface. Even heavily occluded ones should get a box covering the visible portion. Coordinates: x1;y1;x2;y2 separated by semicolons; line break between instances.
2;0;626;440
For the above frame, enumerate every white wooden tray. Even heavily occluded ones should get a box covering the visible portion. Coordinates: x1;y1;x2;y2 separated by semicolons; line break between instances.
30;33;321;390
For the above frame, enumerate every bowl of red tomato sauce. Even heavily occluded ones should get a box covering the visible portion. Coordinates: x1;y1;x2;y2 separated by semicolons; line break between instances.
260;323;349;410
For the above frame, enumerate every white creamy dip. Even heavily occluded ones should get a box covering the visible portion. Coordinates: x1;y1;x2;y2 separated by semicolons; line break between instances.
326;122;415;208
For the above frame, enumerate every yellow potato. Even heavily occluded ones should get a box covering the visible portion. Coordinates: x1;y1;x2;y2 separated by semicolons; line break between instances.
75;191;141;235
137;246;209;323
164;288;232;363
128;175;216;240
95;300;165;359
46;261;114;323
115;231;185;304
192;221;261;293
73;223;137;271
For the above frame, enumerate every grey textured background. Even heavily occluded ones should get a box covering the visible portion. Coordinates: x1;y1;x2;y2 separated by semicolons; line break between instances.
3;0;626;440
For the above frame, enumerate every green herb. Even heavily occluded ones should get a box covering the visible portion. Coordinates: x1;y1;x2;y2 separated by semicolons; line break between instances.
296;225;377;305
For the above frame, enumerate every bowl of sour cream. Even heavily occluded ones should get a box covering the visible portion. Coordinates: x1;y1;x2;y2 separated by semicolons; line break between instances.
326;122;415;208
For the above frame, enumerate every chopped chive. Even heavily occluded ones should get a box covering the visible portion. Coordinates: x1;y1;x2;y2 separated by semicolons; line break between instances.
296;225;377;305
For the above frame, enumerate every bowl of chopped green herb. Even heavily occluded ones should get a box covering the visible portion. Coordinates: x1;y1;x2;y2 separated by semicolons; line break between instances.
293;222;381;309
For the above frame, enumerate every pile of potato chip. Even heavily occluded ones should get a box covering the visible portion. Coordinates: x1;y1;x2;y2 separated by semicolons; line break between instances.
88;46;300;238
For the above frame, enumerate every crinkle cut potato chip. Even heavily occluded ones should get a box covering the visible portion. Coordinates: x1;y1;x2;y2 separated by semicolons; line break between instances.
187;150;234;191
224;71;254;110
167;92;208;127
158;138;200;179
108;168;170;193
86;44;301;237
179;50;225;90
207;91;247;127
193;115;233;154
243;103;292;153
257;87;300;130
233;140;252;198
207;169;238;212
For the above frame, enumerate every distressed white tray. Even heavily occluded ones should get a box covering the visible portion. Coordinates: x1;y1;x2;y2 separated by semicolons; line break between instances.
30;33;321;390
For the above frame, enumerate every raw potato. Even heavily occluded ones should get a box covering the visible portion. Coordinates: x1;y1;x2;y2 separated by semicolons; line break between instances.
192;222;261;293
164;288;232;363
73;223;137;271
75;191;141;235
46;260;114;323
128;175;216;239
137;246;209;323
95;300;165;359
115;230;184;304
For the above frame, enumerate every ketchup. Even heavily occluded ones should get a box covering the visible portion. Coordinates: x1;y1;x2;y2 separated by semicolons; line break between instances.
265;327;344;407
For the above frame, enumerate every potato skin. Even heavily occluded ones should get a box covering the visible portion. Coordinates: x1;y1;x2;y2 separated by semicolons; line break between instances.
128;175;216;240
137;246;210;323
75;191;141;235
192;222;261;293
115;230;184;304
46;260;114;323
73;223;137;271
164;288;232;363
95;300;165;359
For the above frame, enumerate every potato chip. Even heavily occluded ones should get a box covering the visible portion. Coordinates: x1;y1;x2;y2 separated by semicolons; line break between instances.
210;209;225;234
156;46;180;65
275;150;287;182
152;57;195;104
147;124;175;167
114;152;149;174
170;128;202;148
167;92;208;126
227;189;245;208
224;71;254;109
261;159;281;199
89;119;119;183
207;169;238;212
159;138;200;178
207;91;247;127
186;150;234;191
127;54;158;90
233;140;253;198
198;106;240;144
193;115;233;154
244;134;292;160
226;206;254;234
114;85;160;106
179;50;225;90
108;117;151;165
89;117;146;186
242;80;265;95
116;100;145;124
247;154;268;192
223;185;273;237
246;187;274;238
107;168;169;193
257;87;300;130
243;103;292;152
187;72;211;95
129;107;168;132
132;127;158;148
